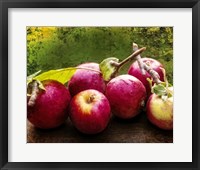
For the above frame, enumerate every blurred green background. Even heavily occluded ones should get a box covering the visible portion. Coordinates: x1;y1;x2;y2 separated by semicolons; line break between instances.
27;27;173;84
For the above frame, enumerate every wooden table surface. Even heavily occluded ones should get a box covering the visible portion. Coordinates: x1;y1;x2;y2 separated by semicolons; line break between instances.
27;112;173;143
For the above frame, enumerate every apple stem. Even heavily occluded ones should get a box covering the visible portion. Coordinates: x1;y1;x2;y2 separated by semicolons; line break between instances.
117;47;146;69
132;43;161;84
133;43;146;75
109;47;146;77
28;80;39;107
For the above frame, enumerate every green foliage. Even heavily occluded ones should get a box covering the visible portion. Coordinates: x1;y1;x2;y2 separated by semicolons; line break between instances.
27;27;173;84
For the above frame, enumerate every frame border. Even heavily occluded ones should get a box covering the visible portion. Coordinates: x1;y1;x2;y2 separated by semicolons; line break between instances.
0;0;199;169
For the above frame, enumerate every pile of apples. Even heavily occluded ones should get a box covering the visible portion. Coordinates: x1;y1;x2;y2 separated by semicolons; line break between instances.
27;47;173;134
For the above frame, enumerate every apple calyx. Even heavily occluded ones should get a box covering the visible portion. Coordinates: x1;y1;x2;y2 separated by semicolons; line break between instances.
100;46;146;81
87;94;96;104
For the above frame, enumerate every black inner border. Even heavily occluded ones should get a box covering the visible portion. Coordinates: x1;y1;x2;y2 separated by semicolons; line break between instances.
0;0;199;169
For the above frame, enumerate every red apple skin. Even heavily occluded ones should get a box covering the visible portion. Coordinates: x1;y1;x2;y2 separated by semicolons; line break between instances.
68;62;106;96
27;80;71;129
69;89;111;134
105;74;146;119
146;93;173;130
128;58;165;97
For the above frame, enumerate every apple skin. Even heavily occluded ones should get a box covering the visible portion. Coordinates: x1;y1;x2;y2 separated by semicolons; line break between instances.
27;80;71;129
68;62;106;96
128;58;165;97
69;89;111;134
146;93;173;130
105;74;146;119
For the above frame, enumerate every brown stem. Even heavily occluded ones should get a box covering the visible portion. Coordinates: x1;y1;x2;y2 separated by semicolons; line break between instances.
133;43;145;75
28;81;39;107
118;47;146;68
132;43;161;84
110;47;146;77
106;47;146;79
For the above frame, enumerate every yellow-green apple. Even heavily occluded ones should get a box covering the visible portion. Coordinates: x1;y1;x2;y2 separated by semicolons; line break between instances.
128;58;165;97
68;62;106;96
27;80;71;129
105;74;146;119
146;88;173;130
69;89;111;134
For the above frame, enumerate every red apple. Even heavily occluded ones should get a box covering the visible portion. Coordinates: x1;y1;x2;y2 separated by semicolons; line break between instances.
27;80;71;129
146;91;173;130
68;62;106;96
128;58;165;97
69;89;111;134
105;74;146;119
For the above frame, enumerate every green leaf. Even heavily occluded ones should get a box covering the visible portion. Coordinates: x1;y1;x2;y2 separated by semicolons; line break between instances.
160;81;172;88
99;57;119;81
152;84;167;97
27;70;41;86
34;67;77;84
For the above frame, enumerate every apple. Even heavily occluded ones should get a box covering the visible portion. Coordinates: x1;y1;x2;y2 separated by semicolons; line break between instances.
27;80;71;129
68;62;106;96
146;88;173;130
69;89;111;134
128;57;165;97
105;74;146;119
